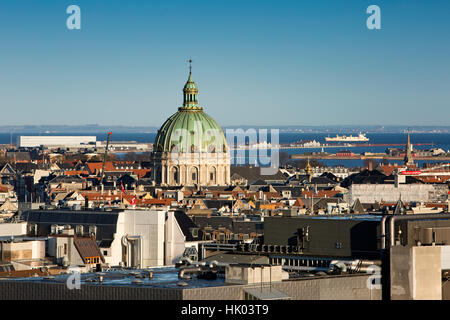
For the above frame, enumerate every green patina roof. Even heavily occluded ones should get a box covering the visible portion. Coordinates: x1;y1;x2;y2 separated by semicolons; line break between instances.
154;109;228;153
154;70;227;153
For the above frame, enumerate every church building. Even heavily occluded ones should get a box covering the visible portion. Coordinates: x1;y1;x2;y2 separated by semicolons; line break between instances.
151;63;231;187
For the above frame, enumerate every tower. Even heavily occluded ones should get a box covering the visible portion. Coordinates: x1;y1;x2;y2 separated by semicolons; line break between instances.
305;157;313;182
404;132;414;167
182;59;200;109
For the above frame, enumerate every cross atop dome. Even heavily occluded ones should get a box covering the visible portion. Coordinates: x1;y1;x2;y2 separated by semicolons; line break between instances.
188;59;193;74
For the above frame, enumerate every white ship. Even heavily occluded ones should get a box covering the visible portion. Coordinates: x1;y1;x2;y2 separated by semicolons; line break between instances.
325;133;369;142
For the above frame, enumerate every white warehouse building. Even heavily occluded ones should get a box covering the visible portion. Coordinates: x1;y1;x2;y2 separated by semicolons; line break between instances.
18;136;97;148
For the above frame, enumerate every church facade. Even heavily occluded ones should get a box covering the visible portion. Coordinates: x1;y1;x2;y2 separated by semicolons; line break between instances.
151;66;231;187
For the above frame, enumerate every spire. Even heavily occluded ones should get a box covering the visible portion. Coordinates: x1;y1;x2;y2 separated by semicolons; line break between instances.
182;59;201;110
404;131;414;167
306;157;312;182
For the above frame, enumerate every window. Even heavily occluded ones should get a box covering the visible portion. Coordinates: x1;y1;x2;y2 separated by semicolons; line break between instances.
192;172;196;181
190;228;199;238
171;167;179;184
210;172;214;181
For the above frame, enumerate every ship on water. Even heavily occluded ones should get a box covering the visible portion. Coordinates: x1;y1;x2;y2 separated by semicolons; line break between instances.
325;133;369;142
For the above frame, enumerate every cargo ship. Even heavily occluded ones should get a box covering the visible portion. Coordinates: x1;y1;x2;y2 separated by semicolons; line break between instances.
325;133;369;142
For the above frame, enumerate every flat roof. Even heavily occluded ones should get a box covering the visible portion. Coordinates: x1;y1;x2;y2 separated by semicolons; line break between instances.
268;214;384;221
5;267;226;289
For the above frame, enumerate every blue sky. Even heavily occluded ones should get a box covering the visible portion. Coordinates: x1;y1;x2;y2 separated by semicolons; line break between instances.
0;0;449;127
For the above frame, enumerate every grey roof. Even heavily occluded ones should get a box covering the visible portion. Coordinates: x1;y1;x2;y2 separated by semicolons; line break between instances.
192;216;233;231
12;162;38;173
20;210;119;242
49;175;85;184
202;199;233;210
319;172;340;182
250;179;268;186
173;210;203;242
342;169;423;187
341;170;387;187
230;166;286;184
287;174;309;184
233;221;263;234
116;174;137;185
272;186;303;198
192;216;263;235
309;176;338;186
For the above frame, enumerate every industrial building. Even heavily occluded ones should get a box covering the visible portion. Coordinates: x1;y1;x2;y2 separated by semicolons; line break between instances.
0;265;380;300
261;213;450;300
18;136;97;148
349;183;448;204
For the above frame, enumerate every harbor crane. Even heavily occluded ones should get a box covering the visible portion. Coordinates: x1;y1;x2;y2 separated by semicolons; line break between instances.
100;132;112;188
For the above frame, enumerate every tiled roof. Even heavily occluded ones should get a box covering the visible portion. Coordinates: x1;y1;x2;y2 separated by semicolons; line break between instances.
73;234;105;263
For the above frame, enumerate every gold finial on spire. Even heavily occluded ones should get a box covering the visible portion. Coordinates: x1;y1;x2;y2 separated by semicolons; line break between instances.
306;157;312;182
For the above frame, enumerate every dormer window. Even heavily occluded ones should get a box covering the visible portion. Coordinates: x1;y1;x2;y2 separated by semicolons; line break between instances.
190;228;199;238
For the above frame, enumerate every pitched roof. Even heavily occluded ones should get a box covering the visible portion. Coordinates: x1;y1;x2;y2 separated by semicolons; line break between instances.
230;166;286;184
351;198;365;214
342;169;387;187
49;175;85;184
173;210;203;242
292;198;305;208
73;234;105;263
0;198;18;212
309;176;338;186
86;162;115;174
21;210;119;240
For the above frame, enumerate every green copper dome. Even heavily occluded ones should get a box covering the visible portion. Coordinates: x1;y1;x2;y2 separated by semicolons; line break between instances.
154;69;228;154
